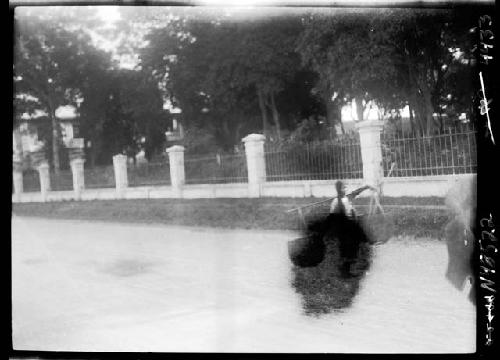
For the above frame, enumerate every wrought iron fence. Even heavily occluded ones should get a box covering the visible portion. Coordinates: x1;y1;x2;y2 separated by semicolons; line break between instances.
381;126;477;177
22;168;40;193
84;165;115;189
50;170;74;191
15;125;478;196
128;161;171;187
184;153;248;184
264;137;363;181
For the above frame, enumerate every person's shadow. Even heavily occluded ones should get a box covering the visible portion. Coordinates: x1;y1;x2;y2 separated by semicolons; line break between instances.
289;213;373;316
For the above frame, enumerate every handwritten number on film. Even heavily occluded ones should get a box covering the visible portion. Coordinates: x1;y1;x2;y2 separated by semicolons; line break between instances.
472;15;495;145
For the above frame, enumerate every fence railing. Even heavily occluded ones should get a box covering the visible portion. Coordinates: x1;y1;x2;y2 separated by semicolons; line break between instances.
184;153;248;184
14;125;478;201
22;169;40;193
50;170;74;191
382;127;477;177
128;161;171;187
264;137;363;181
84;165;115;189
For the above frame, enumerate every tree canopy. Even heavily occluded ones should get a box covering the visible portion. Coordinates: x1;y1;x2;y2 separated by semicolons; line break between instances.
13;6;479;166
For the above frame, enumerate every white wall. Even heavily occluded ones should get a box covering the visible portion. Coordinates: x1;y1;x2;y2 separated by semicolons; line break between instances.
12;175;475;203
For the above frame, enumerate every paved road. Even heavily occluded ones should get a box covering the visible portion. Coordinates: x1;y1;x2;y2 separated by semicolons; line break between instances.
12;216;475;353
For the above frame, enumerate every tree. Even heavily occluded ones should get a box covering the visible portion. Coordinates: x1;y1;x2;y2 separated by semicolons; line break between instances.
119;69;169;161
14;7;110;174
371;9;477;134
229;17;305;140
139;9;316;149
297;8;476;135
297;9;400;129
78;67;168;165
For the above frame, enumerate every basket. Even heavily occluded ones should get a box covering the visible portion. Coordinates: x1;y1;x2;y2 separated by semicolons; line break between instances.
288;235;326;267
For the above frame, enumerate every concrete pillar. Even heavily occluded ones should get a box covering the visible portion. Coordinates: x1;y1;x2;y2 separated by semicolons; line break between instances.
70;158;85;199
113;154;128;196
67;138;85;161
166;145;185;196
67;138;86;199
37;160;51;200
242;134;266;198
12;155;23;199
13;129;24;156
356;120;384;190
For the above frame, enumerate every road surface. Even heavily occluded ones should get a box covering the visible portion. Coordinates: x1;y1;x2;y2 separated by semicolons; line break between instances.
11;216;475;353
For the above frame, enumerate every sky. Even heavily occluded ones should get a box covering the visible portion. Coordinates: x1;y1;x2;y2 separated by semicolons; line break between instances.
96;5;121;26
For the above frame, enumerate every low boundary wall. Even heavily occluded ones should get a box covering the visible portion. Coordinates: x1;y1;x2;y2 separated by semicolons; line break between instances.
12;174;474;203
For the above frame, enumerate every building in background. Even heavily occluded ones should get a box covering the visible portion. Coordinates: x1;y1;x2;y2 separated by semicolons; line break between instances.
13;105;79;160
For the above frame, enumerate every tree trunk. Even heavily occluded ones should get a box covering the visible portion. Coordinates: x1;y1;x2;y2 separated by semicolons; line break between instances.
89;135;102;167
408;102;415;133
420;82;435;135
324;91;336;130
221;117;233;150
438;113;444;132
329;94;344;138
234;122;244;149
406;54;426;136
270;92;281;141
354;96;365;122
89;145;96;168
257;87;269;137
49;107;61;176
408;60;436;136
409;81;425;136
13;128;24;155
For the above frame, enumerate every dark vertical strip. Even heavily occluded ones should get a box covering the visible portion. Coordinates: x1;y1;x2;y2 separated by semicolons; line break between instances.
8;5;15;356
473;9;498;357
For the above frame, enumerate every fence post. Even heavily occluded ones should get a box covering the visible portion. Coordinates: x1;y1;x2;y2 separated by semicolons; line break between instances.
70;158;85;199
37;160;51;201
29;142;49;201
68;138;86;200
12;154;23;200
113;154;128;197
13;129;24;157
242;134;266;198
166;145;185;197
356;120;384;190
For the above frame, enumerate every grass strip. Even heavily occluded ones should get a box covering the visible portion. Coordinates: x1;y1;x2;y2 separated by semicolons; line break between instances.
12;197;450;239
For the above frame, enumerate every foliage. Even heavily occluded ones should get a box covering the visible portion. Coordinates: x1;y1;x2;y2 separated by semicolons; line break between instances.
139;12;319;148
184;153;248;184
297;8;477;134
265;137;363;181
78;67;169;165
370;9;478;133
181;125;220;155
381;127;477;176
14;6;479;166
14;7;114;171
289;117;330;143
14;7;169;168
297;10;399;126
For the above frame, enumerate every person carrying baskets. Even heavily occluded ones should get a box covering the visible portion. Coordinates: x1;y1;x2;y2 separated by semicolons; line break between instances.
329;180;376;277
330;181;376;218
